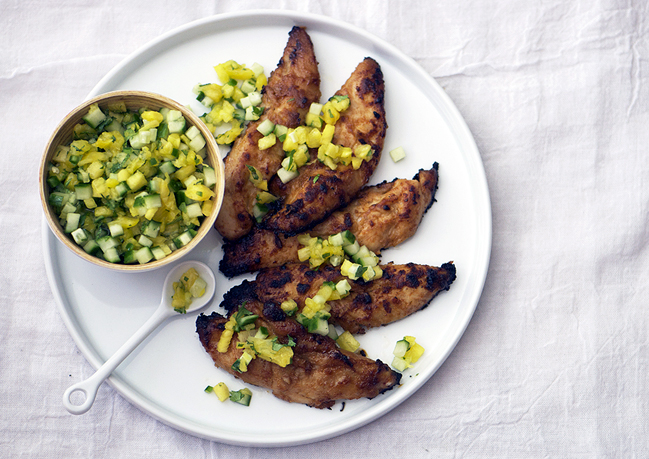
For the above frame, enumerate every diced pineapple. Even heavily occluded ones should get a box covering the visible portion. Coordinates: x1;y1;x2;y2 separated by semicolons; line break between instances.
321;124;335;144
321;101;340;125
258;133;276;150
185;183;215;201
336;331;360;353
141;110;164;130
126;171;147;192
213;382;230;402
87;161;105;179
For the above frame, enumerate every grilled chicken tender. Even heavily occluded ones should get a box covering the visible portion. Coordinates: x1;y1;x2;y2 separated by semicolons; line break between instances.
196;282;401;409
220;164;439;277
214;26;321;241
252;261;456;334
263;57;387;235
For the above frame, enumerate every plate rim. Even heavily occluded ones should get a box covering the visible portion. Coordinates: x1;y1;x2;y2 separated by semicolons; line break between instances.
45;9;492;447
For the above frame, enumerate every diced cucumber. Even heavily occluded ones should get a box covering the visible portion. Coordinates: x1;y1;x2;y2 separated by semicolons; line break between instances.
114;182;129;198
360;255;378;268
198;94;215;108
393;339;410;358
105;119;124;134
351;264;367;280
252;202;268;222
189;134;206;152
83;239;100;255
129;129;157;149
311;317;330;336
65;213;80;233
340;230;356;246
239;95;252;109
137;234;153;247
49;192;71;212
328;232;344;247
82;104;107;129
103;247;121;263
298;312;331;336
142;194;162;209
273;124;288;142
173;230;193;248
232;108;245;121
244;106;260;121
73;183;92;201
389;146;406;163
151;246;167;260
329;255;343;267
60;201;77;217
167;110;186;133
240;79;256;95
175;189;189;205
185;125;201;140
185;202;203;219
343;240;360;256
96;235;119;252
355;245;371;260
141;220;161;238
46;175;61;189
183;174;199;188
202;166;217;188
341;261;365;280
71;228;88;245
135;247;154;264
168;119;185;134
250;62;264;77
256;119;275;136
335;279;351;296
108;221;124;237
148;178;161;194
123;248;137;264
190;277;207;297
247;92;262;106
159;161;177;175
361;265;376;281
229;388;252;406
391;356;409;372
277;167;299;184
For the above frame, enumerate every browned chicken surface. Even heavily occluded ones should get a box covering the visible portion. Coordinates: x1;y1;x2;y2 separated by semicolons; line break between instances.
252;262;456;334
196;282;401;409
262;57;387;235
214;26;321;241
220;164;440;277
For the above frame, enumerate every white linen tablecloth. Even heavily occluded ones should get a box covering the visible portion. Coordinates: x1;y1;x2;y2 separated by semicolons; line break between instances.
1;0;647;456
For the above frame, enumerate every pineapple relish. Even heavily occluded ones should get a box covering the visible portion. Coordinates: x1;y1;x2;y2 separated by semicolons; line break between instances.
46;102;217;265
171;267;208;313
192;60;374;223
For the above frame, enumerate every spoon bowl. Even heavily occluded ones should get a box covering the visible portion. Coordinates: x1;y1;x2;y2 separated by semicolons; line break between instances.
63;260;216;415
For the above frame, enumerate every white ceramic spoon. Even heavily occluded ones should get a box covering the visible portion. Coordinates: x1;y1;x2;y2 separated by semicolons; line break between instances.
63;260;216;415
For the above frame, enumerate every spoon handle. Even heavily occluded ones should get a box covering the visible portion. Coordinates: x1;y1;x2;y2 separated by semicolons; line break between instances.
63;305;170;414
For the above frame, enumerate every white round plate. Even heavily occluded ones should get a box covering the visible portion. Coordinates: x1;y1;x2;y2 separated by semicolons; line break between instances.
43;10;491;447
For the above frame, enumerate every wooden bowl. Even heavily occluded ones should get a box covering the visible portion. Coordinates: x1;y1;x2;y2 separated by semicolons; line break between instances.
39;90;224;271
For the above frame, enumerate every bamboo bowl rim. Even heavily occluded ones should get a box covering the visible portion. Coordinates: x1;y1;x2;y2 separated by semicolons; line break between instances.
39;90;225;272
